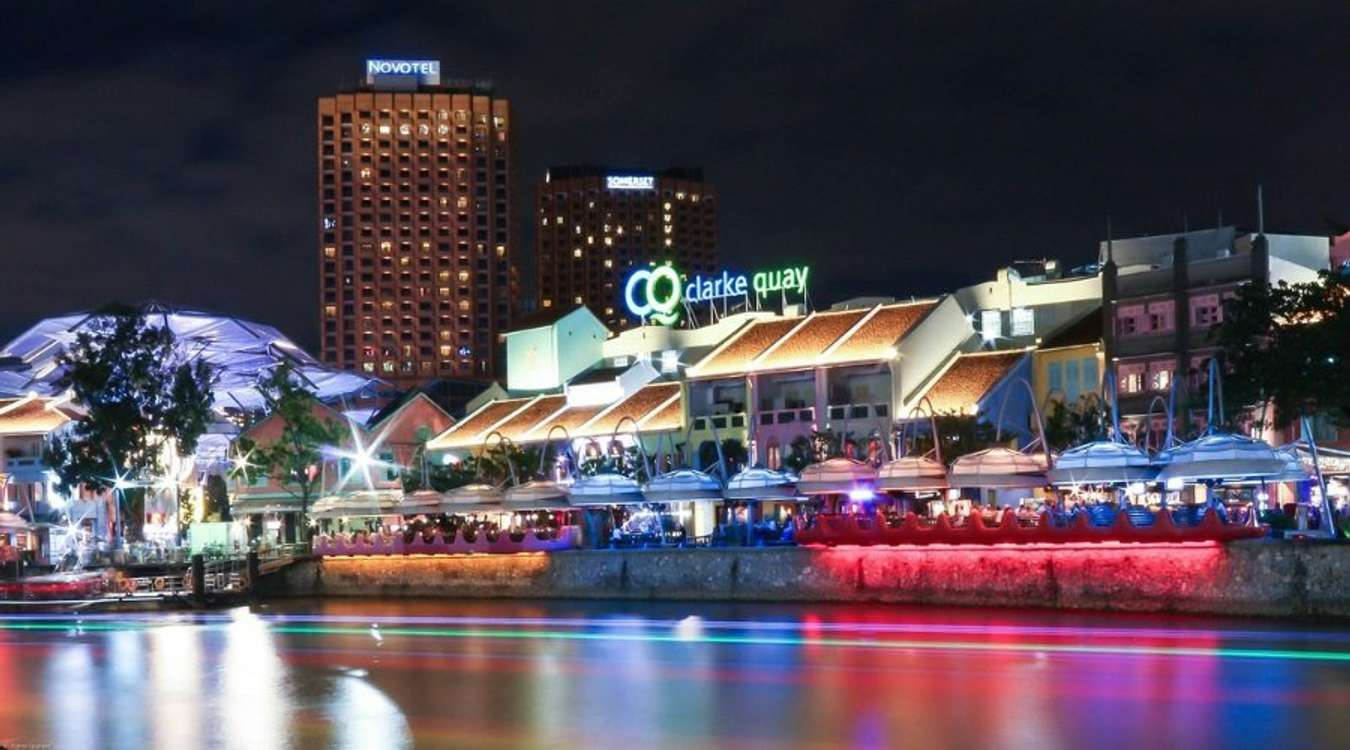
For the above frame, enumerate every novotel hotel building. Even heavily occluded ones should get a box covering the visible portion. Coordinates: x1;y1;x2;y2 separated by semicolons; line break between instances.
536;165;717;330
318;59;517;387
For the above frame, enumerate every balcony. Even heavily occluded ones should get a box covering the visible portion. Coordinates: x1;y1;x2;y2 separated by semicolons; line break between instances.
826;403;891;422
1;455;49;482
758;407;815;426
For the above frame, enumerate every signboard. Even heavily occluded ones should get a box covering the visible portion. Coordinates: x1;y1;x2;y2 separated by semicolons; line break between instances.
365;59;441;86
605;175;655;190
624;262;811;325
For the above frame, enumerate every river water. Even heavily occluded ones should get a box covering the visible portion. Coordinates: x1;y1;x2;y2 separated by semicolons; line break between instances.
0;598;1347;749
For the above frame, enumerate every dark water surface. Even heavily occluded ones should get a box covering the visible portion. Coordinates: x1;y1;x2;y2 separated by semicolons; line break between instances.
1;598;1348;749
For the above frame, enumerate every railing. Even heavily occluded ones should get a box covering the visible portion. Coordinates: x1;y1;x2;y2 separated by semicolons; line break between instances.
757;407;815;426
313;526;581;556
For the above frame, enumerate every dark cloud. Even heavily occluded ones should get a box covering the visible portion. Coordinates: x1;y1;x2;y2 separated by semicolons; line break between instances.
1;1;1347;349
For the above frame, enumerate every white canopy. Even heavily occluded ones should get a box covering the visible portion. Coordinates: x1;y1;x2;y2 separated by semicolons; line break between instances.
949;447;1049;489
877;456;950;491
0;303;379;411
643;469;724;503
1154;433;1287;485
568;473;645;506
443;483;507;513
797;457;878;495
1047;441;1157;486
504;480;572;511
311;490;401;518
724;467;801;501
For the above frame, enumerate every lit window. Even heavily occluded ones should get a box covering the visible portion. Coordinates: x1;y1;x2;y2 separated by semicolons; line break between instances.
324;246;336;258
979;310;1001;342
574;296;583;304
542;299;552;308
604;259;613;269
660;350;679;373
324;305;337;317
1011;307;1034;336
573;248;583;258
377;124;391;135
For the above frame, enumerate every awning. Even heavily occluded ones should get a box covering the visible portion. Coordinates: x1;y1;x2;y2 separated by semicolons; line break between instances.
1047;441;1158;486
568;473;645;506
877;456;949;491
724;468;802;501
949;447;1049;489
643;469;723;503
798;457;878;495
1155;433;1287;485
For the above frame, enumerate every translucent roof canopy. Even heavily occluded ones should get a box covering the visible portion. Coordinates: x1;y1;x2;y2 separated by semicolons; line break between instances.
878;456;949;491
568;473;645;506
1047;441;1158;486
949;447;1049;489
798;457;878;495
0;304;379;411
1155;433;1287;485
724;467;801;500
643;468;724;503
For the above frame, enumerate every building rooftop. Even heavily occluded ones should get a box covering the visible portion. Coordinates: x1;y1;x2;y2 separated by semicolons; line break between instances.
0;396;80;436
581;382;681;437
754;310;868;371
917;350;1027;415
689;300;938;378
1040;307;1103;350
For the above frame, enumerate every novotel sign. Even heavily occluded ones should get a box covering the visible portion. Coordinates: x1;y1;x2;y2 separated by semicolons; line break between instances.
365;59;441;85
605;175;655;190
624;263;811;325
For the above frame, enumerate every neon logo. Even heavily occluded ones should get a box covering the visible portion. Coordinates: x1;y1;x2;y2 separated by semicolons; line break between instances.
624;265;682;325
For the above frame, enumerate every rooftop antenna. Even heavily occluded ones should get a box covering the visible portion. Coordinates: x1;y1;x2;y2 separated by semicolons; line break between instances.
1257;184;1265;236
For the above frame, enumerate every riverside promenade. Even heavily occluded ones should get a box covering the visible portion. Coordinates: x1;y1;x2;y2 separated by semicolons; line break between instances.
258;540;1350;619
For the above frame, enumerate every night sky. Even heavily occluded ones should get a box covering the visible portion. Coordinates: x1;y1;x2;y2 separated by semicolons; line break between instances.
3;1;1347;351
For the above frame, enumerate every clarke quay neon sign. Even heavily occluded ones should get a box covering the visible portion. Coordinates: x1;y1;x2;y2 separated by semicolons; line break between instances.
624;263;811;325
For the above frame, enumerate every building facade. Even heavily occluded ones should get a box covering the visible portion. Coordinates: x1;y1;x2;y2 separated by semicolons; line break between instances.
535;166;716;329
1101;227;1329;446
318;60;516;388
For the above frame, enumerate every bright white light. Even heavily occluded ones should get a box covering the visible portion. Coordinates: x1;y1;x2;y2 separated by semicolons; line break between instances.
1165;477;1185;491
1126;482;1146;496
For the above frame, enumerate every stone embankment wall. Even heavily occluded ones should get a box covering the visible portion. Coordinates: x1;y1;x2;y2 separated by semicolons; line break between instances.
258;541;1350;618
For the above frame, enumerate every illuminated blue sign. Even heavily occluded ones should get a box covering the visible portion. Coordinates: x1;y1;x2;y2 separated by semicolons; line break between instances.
365;59;441;85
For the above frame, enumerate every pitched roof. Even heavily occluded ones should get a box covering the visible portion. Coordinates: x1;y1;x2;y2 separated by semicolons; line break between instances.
522;402;608;442
753;310;868;371
488;394;567;444
580;382;681;437
426;396;532;449
688;301;939;379
690;318;802;377
0;396;79;435
918;351;1026;415
824;301;936;363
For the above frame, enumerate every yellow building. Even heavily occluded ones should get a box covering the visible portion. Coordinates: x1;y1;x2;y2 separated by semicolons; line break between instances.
1031;308;1104;409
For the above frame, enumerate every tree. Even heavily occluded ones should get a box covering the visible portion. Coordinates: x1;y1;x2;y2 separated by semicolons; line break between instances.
1218;271;1349;430
235;364;344;542
697;438;749;475
904;413;1000;463
44;304;216;544
1043;394;1109;452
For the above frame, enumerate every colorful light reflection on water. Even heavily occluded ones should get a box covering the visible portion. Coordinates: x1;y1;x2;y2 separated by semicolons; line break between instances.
0;600;1347;748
